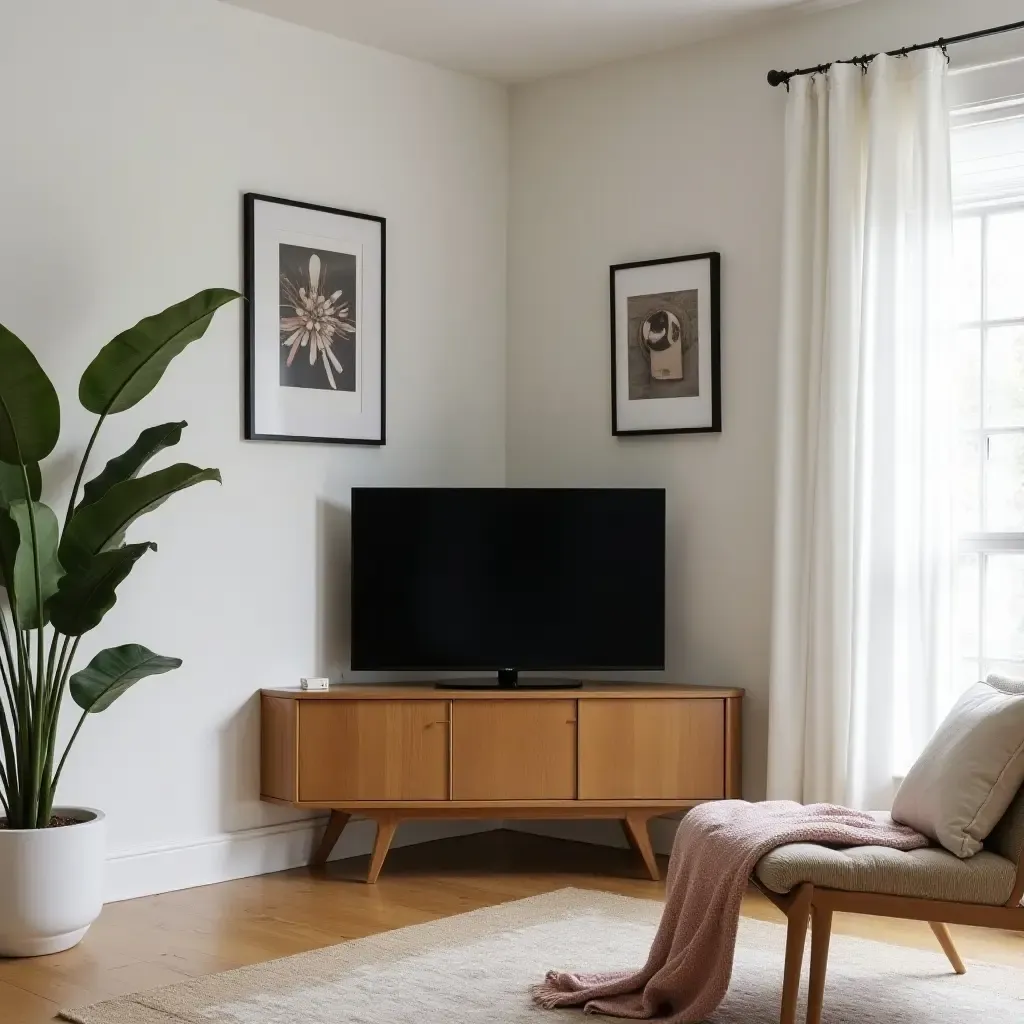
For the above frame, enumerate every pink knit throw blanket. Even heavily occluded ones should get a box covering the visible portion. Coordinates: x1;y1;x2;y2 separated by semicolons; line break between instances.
533;801;928;1023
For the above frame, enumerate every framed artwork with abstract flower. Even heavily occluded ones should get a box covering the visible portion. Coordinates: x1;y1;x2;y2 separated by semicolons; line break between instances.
610;252;720;436
243;193;385;445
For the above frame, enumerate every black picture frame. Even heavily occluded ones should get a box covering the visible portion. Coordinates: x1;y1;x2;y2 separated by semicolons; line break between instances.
610;251;721;436
243;192;386;446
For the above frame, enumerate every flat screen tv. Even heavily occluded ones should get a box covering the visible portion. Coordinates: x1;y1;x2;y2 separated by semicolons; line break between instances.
350;487;665;688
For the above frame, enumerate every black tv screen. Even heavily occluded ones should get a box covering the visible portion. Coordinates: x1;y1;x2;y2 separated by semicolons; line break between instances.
350;488;665;673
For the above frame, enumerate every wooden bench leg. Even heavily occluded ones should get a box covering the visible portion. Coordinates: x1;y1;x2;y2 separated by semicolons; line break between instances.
622;812;659;881
366;815;399;884
929;922;967;975
806;904;833;1024
310;810;350;866
780;884;813;1024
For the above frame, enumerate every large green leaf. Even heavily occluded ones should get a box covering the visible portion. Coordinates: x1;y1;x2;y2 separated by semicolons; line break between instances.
0;461;41;594
9;500;64;627
70;644;181;714
79;290;241;415
0;324;60;464
0;461;42;506
48;542;156;636
0;513;17;596
60;464;220;571
79;421;186;511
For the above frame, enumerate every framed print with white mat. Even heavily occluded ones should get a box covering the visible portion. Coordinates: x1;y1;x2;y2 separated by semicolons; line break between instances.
244;192;385;445
610;252;720;436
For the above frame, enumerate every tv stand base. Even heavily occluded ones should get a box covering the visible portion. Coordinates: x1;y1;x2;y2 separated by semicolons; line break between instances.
310;806;665;883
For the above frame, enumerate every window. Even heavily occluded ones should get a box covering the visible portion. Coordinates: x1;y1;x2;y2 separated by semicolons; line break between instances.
952;111;1024;691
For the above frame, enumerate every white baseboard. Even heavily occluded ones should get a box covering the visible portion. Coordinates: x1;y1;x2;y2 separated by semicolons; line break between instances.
104;815;683;903
503;817;680;857
104;817;498;903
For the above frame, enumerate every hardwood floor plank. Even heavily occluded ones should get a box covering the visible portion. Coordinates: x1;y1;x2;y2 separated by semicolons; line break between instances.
0;979;61;1024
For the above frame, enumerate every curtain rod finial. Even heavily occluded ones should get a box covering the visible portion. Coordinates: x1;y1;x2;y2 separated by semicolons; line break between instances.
767;70;788;87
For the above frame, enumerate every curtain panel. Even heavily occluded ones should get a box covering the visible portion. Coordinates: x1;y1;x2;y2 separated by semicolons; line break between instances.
767;51;956;810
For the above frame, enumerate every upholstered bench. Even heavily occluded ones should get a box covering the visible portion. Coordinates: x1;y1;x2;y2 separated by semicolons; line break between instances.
751;786;1024;1024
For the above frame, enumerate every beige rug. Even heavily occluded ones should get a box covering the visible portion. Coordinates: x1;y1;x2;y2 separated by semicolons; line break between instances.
61;887;1022;1023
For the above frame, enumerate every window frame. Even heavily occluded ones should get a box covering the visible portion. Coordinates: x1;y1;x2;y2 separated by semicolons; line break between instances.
955;197;1024;684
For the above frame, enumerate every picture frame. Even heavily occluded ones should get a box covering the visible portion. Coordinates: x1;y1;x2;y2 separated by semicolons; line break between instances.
243;192;386;445
610;252;721;436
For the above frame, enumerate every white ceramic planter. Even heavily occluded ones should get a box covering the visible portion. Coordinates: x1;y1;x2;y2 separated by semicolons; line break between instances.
0;807;106;957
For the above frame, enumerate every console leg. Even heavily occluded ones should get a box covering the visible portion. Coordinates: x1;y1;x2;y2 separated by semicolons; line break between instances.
622;812;659;881
310;810;350;866
367;815;399;883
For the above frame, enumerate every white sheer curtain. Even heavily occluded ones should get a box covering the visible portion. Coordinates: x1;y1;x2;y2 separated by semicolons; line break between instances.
767;51;957;810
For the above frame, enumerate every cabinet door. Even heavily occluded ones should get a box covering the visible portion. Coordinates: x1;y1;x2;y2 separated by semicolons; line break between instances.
298;700;450;802
451;700;576;801
578;699;724;800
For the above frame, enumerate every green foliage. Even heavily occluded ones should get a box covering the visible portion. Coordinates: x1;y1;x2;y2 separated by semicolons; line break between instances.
70;645;181;714
0;288;239;828
0;461;39;600
79;289;240;415
9;501;63;628
60;465;220;571
0;462;42;505
49;543;156;636
79;421;186;511
0;325;60;463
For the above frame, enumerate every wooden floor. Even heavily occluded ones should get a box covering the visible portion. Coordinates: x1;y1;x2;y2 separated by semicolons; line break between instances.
2;829;1023;1022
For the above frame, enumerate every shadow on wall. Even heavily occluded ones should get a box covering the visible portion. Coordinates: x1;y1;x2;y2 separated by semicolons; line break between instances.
218;693;262;835
317;498;351;680
214;499;351;838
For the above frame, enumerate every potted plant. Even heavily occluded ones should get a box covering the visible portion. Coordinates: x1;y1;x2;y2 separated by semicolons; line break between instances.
0;288;240;957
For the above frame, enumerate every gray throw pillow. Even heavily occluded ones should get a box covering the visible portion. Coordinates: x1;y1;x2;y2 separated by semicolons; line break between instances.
891;675;1024;858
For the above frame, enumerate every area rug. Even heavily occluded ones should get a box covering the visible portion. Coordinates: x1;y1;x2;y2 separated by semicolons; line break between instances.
61;887;1023;1023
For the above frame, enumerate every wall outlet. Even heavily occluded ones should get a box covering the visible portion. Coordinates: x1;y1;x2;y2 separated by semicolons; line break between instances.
300;677;330;691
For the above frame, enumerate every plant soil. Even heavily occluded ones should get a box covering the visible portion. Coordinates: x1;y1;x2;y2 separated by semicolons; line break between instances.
0;814;80;829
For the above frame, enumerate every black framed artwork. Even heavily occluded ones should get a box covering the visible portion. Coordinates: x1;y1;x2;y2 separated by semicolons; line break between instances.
243;193;386;445
610;252;721;436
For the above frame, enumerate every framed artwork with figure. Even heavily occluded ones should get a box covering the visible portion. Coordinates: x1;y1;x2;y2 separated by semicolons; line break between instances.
244;192;385;445
610;252;721;436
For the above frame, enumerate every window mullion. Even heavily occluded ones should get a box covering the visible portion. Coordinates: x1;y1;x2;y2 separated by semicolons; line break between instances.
979;551;988;675
978;212;989;676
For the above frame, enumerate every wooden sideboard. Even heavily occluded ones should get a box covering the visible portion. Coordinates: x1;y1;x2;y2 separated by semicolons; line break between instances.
261;683;744;882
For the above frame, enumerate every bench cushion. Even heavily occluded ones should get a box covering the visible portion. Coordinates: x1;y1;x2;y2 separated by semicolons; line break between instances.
755;839;1017;906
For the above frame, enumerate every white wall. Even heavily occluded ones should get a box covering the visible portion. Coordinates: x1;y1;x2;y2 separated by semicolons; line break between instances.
0;0;508;899
506;0;1024;834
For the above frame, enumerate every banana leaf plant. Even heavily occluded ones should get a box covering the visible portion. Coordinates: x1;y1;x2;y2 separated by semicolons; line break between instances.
0;288;240;828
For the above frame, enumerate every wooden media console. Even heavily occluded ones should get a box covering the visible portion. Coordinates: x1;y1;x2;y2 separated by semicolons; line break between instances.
261;683;744;882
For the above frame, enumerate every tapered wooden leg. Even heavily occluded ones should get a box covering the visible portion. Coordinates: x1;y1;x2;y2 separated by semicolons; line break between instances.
310;810;350;866
779;884;813;1024
806;904;833;1024
622;812;659;881
929;921;967;975
366;815;399;884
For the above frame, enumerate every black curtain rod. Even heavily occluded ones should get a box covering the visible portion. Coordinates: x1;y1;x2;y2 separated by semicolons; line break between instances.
767;18;1024;88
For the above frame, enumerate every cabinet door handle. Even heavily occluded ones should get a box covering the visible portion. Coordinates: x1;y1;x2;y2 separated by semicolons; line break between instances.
566;719;577;724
